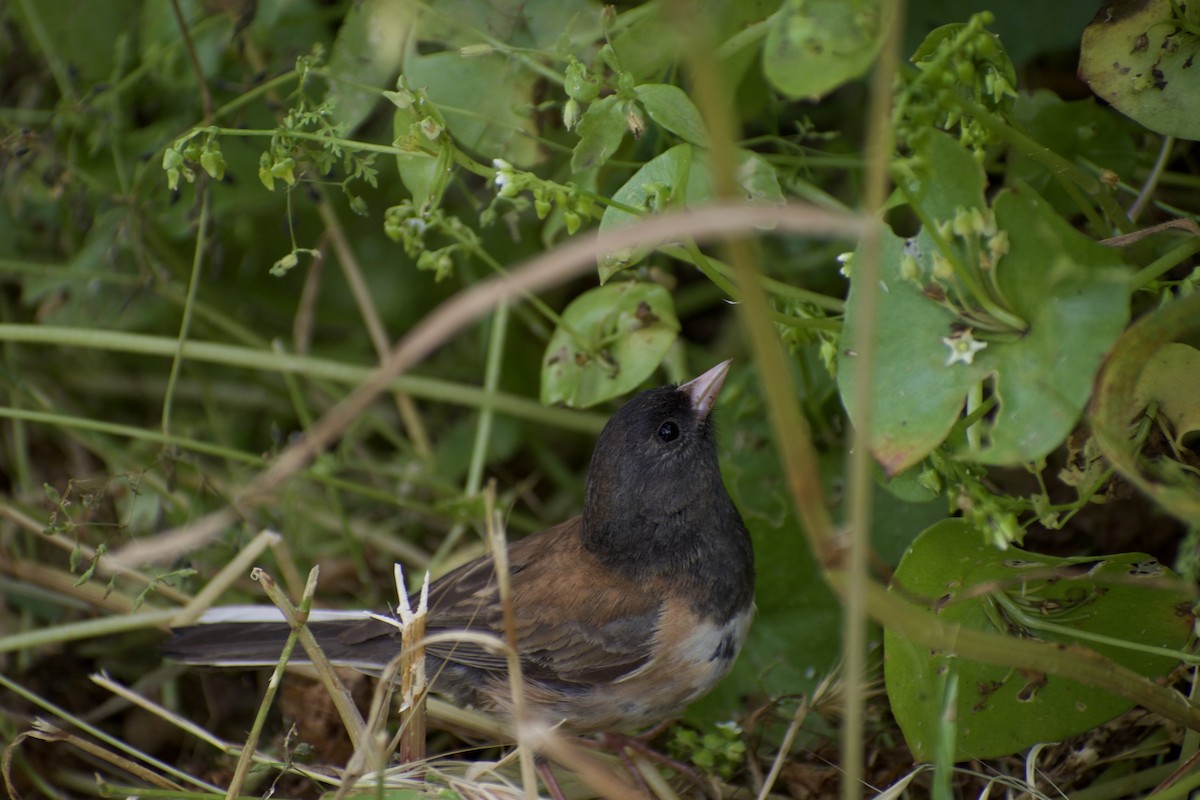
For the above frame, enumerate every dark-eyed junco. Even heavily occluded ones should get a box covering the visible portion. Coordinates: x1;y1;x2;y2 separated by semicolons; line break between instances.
165;360;755;734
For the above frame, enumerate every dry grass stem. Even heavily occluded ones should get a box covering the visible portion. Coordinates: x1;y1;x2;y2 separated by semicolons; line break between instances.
484;479;539;800
755;695;812;800
254;567;368;748
394;563;430;766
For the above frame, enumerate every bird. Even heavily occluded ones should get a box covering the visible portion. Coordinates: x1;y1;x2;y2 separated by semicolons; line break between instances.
165;360;755;735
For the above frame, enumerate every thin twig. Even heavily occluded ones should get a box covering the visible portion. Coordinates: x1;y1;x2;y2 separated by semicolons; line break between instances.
169;0;213;123
315;191;433;458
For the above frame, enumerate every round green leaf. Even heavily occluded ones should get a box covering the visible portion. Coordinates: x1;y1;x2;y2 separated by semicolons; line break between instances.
975;188;1129;464
1007;91;1139;218
684;149;785;208
839;131;1129;474
1079;0;1200;140
839;131;990;474
763;0;893;100
540;282;680;408
885;519;1193;761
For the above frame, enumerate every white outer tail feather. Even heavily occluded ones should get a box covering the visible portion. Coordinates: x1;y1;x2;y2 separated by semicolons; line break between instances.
196;605;374;624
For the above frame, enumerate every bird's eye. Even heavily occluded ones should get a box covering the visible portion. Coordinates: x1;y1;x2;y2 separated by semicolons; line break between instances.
657;420;680;442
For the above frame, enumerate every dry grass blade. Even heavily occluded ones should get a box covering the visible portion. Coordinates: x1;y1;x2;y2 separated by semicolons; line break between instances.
755;694;812;800
224;566;328;800
394;564;430;766
484;479;539;800
4;720;185;798
252;567;368;748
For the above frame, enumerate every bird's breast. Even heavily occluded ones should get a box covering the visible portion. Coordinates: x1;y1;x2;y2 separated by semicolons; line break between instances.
574;598;753;731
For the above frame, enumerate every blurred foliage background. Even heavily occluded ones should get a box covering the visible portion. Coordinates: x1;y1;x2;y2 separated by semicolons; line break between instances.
2;0;1200;797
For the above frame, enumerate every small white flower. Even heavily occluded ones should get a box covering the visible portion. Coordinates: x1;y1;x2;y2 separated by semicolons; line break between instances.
943;330;987;366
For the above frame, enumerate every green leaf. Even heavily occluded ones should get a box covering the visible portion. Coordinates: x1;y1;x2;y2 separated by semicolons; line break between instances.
633;84;709;146
597;145;783;282
839;131;1129;474
1135;343;1200;450
540;282;680;408
9;0;138;85
1007;91;1139;216
684;148;785;207
1092;293;1200;520
325;0;415;133
1079;0;1200;140
763;0;893;100
976;188;1129;464
839;132;986;474
597;144;693;281
572;95;628;173
414;0;599;52
885;519;1193;761
403;51;541;166
603;7;684;82
391;93;455;214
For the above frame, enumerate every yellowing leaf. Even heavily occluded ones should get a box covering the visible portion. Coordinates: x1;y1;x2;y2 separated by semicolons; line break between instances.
1134;343;1200;449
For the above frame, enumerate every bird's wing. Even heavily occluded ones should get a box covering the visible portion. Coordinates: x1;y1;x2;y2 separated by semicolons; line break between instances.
421;516;663;686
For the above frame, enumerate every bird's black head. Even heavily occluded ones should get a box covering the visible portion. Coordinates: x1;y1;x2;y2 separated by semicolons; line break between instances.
581;361;753;611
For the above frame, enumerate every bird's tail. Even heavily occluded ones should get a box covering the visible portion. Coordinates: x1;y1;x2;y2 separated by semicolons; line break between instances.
163;606;395;674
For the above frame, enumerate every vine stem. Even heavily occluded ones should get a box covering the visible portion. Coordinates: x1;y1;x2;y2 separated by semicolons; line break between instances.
161;187;209;444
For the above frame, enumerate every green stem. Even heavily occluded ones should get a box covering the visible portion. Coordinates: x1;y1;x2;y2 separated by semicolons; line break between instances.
467;302;509;498
12;0;76;102
991;590;1200;664
0;324;607;434
715;8;778;61
662;244;846;312
0;671;221;792
225;569;322;800
964;101;1133;234
161;189;209;442
194;125;409;157
901;185;1028;333
1129;135;1175;222
1131;236;1200;290
965;381;983;451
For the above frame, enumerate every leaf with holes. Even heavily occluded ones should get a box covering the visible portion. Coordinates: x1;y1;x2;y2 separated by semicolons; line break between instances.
763;0;894;100
1092;294;1200;521
885;519;1194;761
1079;0;1200;140
541;282;680;408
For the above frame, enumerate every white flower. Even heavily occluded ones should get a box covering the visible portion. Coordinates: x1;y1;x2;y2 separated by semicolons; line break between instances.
943;330;987;366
